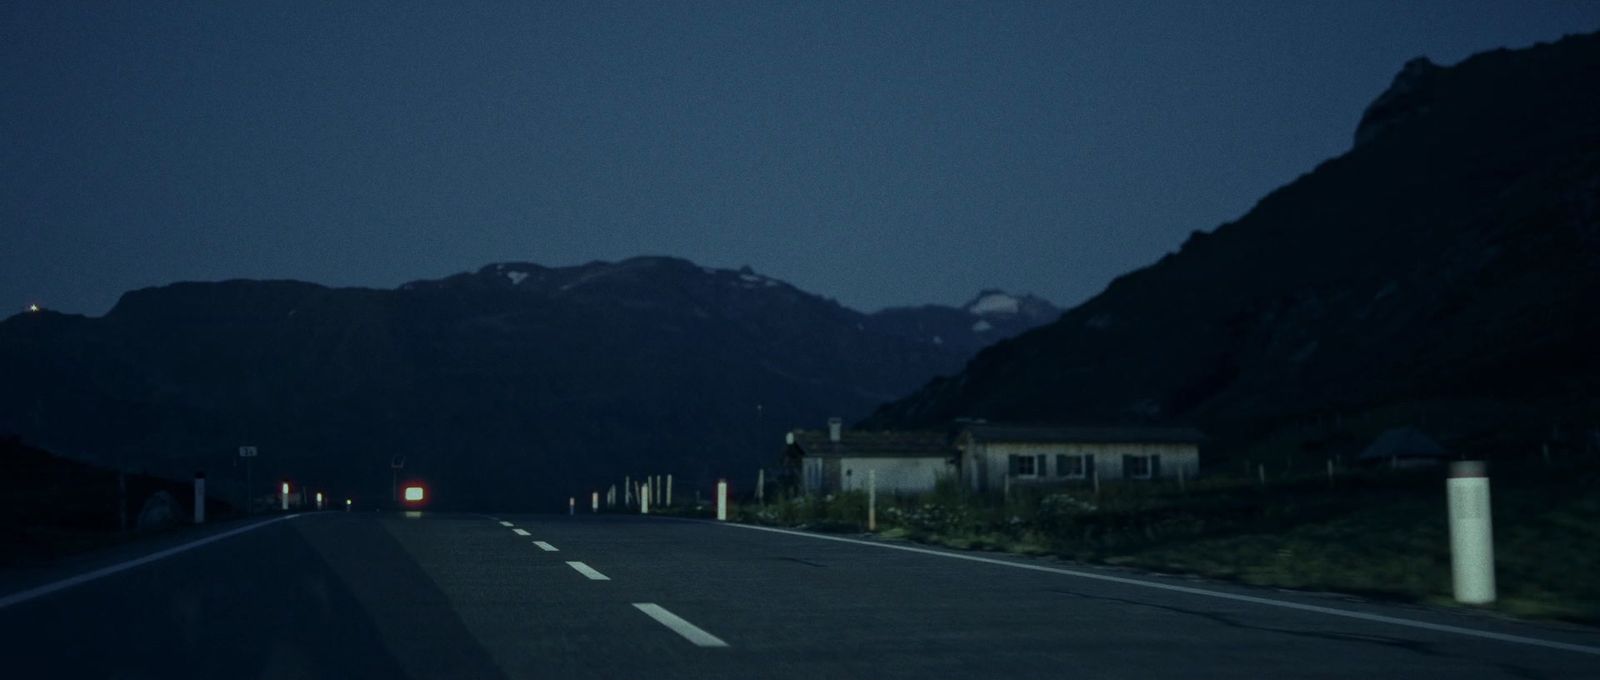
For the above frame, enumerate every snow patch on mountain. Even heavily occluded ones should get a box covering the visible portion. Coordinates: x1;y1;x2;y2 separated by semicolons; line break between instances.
972;319;993;333
505;271;529;286
968;292;1020;315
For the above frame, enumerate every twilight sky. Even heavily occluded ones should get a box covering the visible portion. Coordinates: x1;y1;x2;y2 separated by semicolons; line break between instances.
5;1;1599;316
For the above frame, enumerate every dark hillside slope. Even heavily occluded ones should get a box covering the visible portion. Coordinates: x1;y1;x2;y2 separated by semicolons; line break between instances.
866;33;1600;463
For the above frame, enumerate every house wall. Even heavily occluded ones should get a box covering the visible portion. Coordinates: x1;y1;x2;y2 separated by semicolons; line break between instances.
964;441;1199;492
837;456;952;494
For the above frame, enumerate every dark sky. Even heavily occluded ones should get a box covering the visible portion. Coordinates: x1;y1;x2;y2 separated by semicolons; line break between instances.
5;1;1599;316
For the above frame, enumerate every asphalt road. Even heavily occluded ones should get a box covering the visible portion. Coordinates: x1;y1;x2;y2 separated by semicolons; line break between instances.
1;511;1596;679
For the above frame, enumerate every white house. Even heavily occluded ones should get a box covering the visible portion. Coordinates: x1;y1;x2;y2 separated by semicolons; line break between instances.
787;418;956;495
957;424;1204;493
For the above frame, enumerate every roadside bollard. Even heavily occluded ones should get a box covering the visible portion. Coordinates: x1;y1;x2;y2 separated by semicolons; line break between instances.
716;479;727;521
569;497;575;516
641;484;651;515
315;491;324;511
867;469;876;531
1448;461;1496;604
193;472;206;524
281;482;290;511
592;491;599;513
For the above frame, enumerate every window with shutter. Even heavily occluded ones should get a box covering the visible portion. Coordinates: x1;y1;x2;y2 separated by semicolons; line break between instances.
1056;454;1086;478
1125;455;1153;479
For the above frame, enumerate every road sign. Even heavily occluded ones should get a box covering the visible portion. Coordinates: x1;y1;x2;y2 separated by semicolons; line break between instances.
239;446;258;457
391;455;405;469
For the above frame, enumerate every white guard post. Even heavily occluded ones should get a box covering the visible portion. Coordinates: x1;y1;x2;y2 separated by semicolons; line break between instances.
1448;461;1496;604
867;469;876;531
641;484;650;515
591;491;599;512
715;479;728;521
569;497;575;516
281;482;290;511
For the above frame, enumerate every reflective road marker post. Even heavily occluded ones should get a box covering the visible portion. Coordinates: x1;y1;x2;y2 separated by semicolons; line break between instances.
867;469;876;532
641;484;650;515
591;491;599;513
193;473;205;524
569;497;575;516
280;482;289;511
716;479;728;521
666;474;673;507
1448;461;1496;604
345;498;352;512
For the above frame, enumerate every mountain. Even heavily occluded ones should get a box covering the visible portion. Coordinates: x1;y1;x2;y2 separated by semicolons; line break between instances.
0;257;1052;509
865;32;1600;464
865;291;1060;358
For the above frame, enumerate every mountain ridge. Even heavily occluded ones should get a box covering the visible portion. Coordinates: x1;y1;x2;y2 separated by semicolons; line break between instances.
863;31;1600;463
0;257;1056;508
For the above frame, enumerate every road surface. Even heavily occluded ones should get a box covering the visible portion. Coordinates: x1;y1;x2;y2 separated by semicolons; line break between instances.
1;512;1596;679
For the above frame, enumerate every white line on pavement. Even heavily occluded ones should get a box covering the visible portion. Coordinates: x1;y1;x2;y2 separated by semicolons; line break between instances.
717;522;1600;657
533;541;558;552
498;521;514;527
0;515;300;611
633;603;729;647
566;561;609;580
511;528;530;536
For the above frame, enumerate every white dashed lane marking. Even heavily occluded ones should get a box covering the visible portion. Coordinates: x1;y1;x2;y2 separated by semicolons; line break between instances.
633;603;729;647
533;541;558;552
566;561;609;580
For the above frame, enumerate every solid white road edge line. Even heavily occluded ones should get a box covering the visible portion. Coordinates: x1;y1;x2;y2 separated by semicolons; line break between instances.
0;515;300;610
533;541;559;551
566;561;610;580
633;603;729;647
717;522;1600;657
511;528;531;536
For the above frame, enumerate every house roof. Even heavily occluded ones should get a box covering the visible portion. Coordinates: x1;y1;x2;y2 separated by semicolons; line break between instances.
1359;426;1449;460
790;429;955;458
959;424;1207;445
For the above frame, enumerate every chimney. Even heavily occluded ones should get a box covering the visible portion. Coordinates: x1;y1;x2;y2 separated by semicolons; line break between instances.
828;417;842;442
